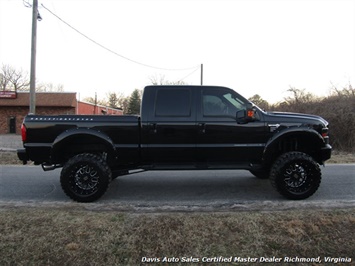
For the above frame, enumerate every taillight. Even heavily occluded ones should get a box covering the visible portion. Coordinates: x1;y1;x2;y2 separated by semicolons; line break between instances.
321;127;329;144
21;124;27;142
321;128;328;138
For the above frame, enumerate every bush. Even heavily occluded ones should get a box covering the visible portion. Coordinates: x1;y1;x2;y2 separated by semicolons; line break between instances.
271;85;355;152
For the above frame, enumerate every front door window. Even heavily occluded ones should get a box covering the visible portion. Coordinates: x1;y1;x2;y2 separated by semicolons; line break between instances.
202;90;245;118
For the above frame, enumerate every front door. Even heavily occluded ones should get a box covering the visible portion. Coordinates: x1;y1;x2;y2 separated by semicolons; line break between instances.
196;87;266;165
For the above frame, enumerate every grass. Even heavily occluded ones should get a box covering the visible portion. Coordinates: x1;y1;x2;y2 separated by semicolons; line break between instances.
327;150;355;164
0;207;354;265
0;151;20;165
1;151;354;265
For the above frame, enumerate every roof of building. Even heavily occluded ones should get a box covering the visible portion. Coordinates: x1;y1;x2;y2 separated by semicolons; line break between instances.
0;92;77;107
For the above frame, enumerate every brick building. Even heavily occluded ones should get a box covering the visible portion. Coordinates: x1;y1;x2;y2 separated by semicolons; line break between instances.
0;91;123;134
78;100;123;116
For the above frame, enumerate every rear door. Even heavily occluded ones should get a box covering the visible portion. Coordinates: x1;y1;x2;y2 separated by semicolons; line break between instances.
144;87;197;164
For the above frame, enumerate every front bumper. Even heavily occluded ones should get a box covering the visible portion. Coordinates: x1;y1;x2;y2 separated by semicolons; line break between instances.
321;144;332;163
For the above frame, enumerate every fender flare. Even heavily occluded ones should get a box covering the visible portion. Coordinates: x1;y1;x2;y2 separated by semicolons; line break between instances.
262;126;325;166
50;128;116;163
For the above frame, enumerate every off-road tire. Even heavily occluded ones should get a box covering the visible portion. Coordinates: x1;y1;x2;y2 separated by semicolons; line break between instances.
270;152;321;200
60;153;112;202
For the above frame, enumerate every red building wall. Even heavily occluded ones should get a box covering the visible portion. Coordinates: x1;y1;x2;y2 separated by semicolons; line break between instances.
0;106;75;134
77;101;123;115
0;92;123;134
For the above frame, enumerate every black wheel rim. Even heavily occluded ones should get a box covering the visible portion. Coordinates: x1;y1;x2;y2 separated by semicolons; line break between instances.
69;163;100;196
283;161;313;194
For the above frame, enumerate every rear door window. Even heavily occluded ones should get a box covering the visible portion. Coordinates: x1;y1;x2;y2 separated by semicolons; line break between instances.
155;89;191;117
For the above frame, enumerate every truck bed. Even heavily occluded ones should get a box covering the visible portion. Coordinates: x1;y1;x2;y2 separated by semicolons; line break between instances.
21;115;140;165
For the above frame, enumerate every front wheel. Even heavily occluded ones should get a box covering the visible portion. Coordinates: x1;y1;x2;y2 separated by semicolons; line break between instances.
270;152;321;200
60;153;112;202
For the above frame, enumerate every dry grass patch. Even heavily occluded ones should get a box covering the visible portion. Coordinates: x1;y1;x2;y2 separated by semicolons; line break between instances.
0;151;22;165
0;207;354;265
328;151;355;164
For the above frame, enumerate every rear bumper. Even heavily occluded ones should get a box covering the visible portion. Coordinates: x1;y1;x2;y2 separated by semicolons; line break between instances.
17;148;29;164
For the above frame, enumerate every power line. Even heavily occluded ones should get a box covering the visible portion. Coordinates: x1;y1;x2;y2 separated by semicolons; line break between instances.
22;0;32;8
41;4;199;71
178;66;200;83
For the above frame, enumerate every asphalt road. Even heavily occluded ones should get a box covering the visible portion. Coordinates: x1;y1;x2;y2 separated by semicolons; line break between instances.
0;164;354;211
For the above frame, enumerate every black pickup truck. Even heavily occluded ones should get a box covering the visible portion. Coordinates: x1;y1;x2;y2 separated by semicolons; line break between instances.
18;85;332;202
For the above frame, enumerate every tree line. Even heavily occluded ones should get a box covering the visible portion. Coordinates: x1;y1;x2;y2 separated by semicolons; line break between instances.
0;64;64;92
249;85;355;152
87;75;182;114
0;64;161;115
84;89;142;115
2;64;353;151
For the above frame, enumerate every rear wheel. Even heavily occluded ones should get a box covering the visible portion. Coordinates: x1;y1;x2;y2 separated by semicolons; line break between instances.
270;152;321;200
60;153;112;202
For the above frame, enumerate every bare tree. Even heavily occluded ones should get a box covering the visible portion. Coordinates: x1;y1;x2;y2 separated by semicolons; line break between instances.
118;97;129;114
248;94;270;110
284;87;316;105
273;84;355;152
105;91;131;113
82;96;107;106
149;74;186;85
37;82;64;92
116;92;130;114
329;82;355;98
0;64;30;91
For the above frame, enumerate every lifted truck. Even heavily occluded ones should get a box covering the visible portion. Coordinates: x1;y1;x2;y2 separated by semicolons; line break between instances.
18;85;332;202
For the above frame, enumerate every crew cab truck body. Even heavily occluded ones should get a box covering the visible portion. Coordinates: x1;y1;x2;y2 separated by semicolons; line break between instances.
18;85;332;202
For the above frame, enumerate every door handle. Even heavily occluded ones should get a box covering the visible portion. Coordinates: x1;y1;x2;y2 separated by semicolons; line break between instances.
149;123;157;133
198;123;206;134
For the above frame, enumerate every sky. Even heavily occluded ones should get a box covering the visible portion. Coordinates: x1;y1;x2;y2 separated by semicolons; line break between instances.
0;0;354;104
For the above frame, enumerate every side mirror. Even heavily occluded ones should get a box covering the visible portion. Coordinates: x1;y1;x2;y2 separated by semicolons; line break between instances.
236;110;246;122
236;103;255;124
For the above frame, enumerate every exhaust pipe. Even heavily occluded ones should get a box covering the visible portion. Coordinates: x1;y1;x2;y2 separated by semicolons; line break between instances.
41;163;61;171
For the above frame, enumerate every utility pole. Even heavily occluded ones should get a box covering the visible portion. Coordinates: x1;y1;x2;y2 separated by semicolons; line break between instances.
200;64;203;85
94;92;97;114
29;0;38;114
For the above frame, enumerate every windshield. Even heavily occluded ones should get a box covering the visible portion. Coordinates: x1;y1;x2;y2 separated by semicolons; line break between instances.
222;92;245;110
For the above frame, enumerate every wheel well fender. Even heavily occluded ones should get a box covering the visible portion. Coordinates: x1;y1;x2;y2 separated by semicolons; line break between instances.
262;127;325;166
51;128;116;163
